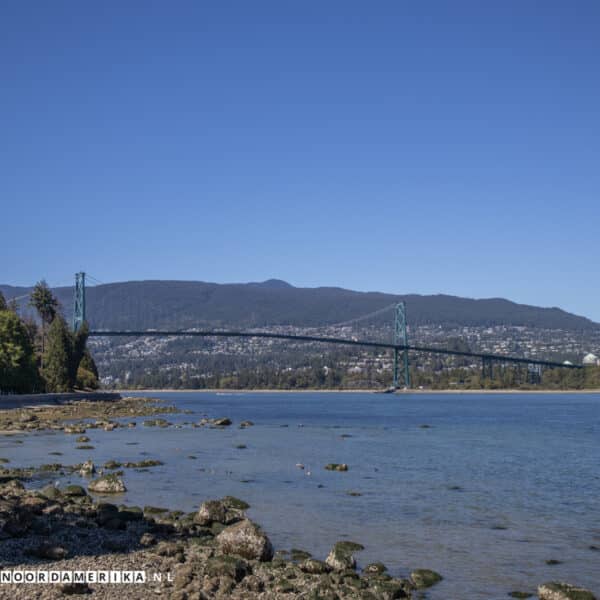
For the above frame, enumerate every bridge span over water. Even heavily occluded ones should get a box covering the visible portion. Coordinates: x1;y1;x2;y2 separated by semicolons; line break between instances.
67;272;583;389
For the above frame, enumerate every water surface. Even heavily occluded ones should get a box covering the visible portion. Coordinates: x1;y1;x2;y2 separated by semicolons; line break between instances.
2;392;599;599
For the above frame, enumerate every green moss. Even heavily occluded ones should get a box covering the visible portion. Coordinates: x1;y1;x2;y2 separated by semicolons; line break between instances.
222;496;250;510
411;569;443;589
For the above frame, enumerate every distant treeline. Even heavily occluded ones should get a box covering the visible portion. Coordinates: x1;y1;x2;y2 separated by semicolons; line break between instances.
108;359;600;391
0;282;98;394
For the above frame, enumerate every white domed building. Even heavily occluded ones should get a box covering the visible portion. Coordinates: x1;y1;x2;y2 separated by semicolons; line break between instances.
582;353;600;366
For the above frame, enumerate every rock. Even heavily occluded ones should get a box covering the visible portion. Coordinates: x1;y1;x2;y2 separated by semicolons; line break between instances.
324;463;349;471
222;496;250;510
118;506;143;521
140;532;157;546
410;568;443;589
537;582;596;600
363;562;387;575
509;593;533;599
143;418;171;427
88;474;126;494
79;460;95;476
290;548;312;561
299;558;331;574
103;460;122;469
216;519;274;561
0;499;32;537
122;459;163;468
64;425;86;434
196;499;227;525
546;559;563;565
205;556;250;582
61;582;91;595
212;417;232;426
26;543;69;560
39;485;61;500
63;485;87;497
76;436;90;443
325;541;364;571
240;420;254;428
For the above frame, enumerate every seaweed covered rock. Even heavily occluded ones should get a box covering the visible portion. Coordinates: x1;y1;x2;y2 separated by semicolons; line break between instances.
195;497;247;526
88;474;126;494
324;463;349;472
79;459;95;476
538;582;596;600
62;485;87;497
216;519;274;561
410;568;443;589
0;498;33;538
325;541;364;571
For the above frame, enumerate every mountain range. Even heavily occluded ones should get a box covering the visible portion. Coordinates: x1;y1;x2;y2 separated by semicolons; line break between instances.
1;279;598;332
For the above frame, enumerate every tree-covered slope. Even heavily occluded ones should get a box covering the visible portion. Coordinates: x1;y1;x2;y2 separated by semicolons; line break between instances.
1;280;597;331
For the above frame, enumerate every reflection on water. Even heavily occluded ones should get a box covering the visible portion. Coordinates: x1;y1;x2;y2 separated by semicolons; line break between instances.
1;392;599;599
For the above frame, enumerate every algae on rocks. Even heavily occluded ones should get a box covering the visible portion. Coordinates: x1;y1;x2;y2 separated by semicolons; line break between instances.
88;474;126;494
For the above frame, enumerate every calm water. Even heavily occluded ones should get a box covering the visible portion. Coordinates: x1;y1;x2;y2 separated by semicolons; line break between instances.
1;392;599;599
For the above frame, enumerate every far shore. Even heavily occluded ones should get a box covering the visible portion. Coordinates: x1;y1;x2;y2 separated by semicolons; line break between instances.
114;387;600;395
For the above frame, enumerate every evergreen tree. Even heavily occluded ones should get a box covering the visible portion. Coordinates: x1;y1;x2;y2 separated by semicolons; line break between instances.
0;309;40;393
0;292;6;311
43;316;73;392
29;280;59;366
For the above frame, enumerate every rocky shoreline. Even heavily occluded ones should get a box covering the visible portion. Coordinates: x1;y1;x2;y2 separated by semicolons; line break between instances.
0;397;596;599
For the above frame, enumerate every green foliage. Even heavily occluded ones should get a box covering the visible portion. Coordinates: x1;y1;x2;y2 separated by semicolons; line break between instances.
42;316;73;392
0;309;40;393
76;366;99;390
80;348;99;379
42;318;99;392
29;280;59;324
0;292;6;311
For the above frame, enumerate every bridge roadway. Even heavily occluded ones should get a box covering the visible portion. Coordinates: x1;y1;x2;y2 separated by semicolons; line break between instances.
89;330;581;370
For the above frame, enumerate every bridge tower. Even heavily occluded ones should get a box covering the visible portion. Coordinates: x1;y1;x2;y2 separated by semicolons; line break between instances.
73;272;86;332
393;302;410;389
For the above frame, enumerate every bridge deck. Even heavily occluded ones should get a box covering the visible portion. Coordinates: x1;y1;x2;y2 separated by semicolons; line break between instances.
89;330;581;369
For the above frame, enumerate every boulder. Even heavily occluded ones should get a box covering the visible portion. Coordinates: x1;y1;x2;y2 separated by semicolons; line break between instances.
212;417;232;426
205;556;250;582
39;485;62;501
25;543;69;560
62;485;87;497
410;568;443;589
299;558;331;574
195;499;227;525
79;460;95;476
363;562;387;575
538;582;596;600
216;519;274;561
0;499;32;538
324;463;349;471
88;475;126;494
325;541;364;571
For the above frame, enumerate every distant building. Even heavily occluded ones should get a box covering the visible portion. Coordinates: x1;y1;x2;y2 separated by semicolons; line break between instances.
583;353;600;366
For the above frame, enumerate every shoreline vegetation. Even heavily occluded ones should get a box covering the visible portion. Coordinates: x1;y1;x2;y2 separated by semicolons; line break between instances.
0;396;596;599
113;387;600;394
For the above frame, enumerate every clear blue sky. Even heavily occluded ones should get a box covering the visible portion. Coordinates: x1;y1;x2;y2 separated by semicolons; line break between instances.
2;1;599;320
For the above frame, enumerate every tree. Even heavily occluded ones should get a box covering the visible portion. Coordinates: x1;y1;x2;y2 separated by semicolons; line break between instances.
0;292;6;311
0;309;40;393
42;315;73;392
29;280;59;365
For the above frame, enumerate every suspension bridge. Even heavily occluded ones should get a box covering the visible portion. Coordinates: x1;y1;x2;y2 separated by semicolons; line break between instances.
60;272;581;389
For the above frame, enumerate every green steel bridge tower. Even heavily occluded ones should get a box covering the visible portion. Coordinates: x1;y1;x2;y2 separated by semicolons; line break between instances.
393;301;410;389
73;272;86;332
